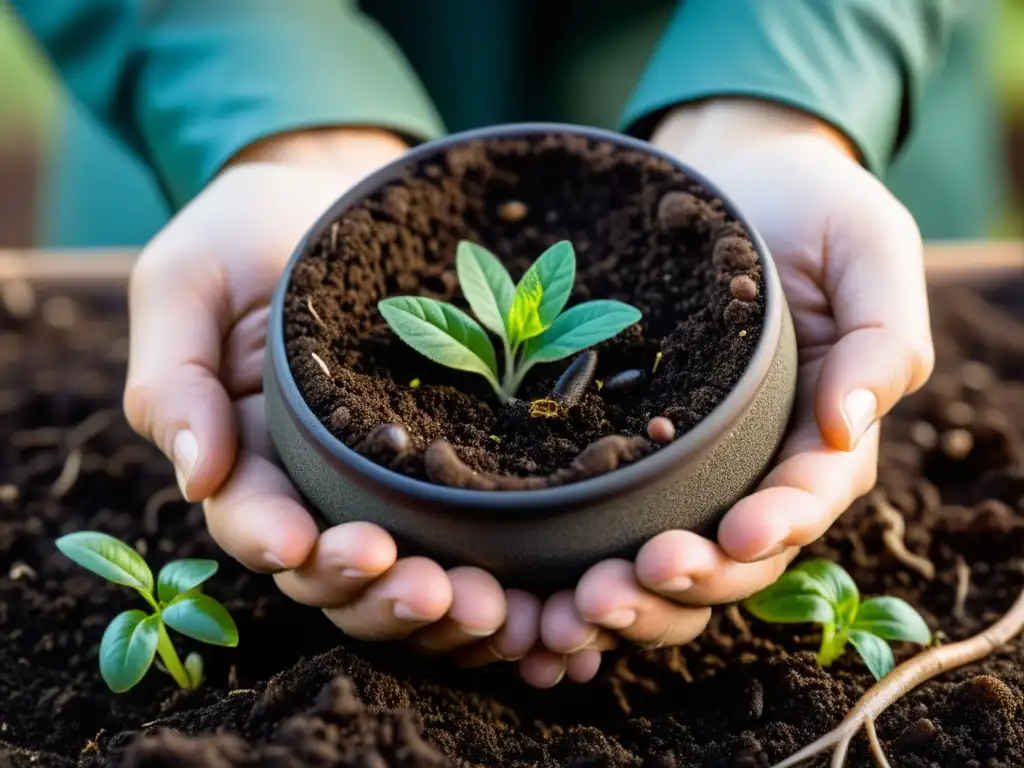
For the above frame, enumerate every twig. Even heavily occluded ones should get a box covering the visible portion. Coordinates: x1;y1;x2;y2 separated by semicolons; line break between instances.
770;585;1024;767
50;448;83;498
952;557;971;623
871;490;936;580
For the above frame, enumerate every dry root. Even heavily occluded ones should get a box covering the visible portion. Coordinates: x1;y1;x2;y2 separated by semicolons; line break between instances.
770;585;1024;767
424;435;652;490
871;490;936;580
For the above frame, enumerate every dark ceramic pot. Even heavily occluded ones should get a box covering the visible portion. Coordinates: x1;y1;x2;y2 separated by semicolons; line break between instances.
264;123;798;592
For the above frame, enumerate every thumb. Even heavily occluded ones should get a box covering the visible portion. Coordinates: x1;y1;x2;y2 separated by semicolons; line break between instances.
814;184;935;452
124;256;237;501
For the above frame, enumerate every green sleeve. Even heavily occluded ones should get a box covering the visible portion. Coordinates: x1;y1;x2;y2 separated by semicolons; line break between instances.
8;0;445;208
622;0;966;175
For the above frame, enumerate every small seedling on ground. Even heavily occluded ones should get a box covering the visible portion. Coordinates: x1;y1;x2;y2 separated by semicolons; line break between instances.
55;530;238;693
378;240;642;403
742;558;931;680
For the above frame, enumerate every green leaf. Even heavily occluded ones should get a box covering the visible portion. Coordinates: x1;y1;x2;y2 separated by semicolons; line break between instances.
163;593;239;647
793;559;859;624
507;241;576;345
99;610;160;693
184;652;204;688
56;531;154;595
816;624;849;667
456;241;515;341
524;300;643;364
378;297;499;386
853;596;932;645
157;559;219;604
742;569;839;624
849;629;896;680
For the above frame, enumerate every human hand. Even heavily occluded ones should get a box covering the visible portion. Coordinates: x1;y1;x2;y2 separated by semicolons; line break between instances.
537;98;935;679
121;128;547;673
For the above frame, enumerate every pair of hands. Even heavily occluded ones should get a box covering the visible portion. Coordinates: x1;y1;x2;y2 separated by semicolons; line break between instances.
122;100;934;687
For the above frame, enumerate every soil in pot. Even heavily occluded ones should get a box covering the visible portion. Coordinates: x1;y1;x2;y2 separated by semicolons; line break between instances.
284;134;766;487
2;272;1024;767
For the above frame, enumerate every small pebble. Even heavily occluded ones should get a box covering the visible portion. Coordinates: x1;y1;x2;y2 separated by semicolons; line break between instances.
657;191;705;231
603;369;645;393
647;417;676;444
41;296;77;329
712;236;758;270
497;200;528;222
941;428;974;460
1;278;36;319
328;406;352;432
0;484;18;504
729;274;758;301
366;423;410;454
960;360;994;392
909;420;938;451
944;400;975;427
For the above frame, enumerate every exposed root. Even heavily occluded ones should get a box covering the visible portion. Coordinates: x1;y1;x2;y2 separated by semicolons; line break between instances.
50;448;83;499
66;408;117;448
770;585;1024;767
953;556;971;623
144;485;186;535
310;352;330;377
305;296;325;328
424;435;652;490
871;490;936;580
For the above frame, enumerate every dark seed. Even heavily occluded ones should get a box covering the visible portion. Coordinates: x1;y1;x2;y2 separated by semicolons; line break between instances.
553;351;598;407
603;369;645;393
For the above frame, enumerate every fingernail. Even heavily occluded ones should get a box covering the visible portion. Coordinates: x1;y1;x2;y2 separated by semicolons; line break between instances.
263;552;288;571
393;601;436;623
547;669;566;687
172;430;198;500
340;568;373;579
655;575;694;594
749;542;787;562
842;389;877;447
598;609;637;630
461;626;497;638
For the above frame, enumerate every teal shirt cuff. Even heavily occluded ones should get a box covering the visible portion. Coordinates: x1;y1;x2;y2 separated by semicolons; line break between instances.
622;0;961;176
136;1;446;207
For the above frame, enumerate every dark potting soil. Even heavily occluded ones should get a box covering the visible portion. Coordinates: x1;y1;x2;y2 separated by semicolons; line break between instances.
2;269;1024;768
283;134;765;486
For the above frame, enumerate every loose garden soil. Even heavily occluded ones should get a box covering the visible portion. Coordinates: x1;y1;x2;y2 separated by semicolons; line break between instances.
2;265;1024;768
284;135;765;485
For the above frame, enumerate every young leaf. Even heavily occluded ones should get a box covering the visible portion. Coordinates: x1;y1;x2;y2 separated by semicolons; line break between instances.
56;531;154;595
184;652;204;688
162;593;239;647
816;624;849;667
524;300;643;365
378;297;499;387
743;570;841;624
456;241;515;340
849;629;896;680
853;596;932;644
157;559;219;604
99;610;161;692
506;273;547;345
507;240;575;345
792;559;859;623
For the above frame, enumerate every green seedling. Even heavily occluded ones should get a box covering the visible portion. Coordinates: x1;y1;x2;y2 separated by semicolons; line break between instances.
743;558;931;680
378;240;642;403
55;530;238;693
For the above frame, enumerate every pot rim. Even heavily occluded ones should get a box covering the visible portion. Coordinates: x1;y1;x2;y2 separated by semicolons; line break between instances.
268;121;786;510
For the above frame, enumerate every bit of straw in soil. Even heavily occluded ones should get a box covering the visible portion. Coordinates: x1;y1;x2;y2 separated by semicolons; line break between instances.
310;352;330;377
305;296;325;328
770;585;1024;768
953;556;972;623
871;490;936;580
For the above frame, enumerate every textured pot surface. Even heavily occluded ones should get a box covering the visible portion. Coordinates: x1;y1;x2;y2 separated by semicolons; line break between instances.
265;123;798;591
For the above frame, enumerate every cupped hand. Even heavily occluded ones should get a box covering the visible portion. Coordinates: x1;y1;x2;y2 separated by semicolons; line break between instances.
540;99;935;678
121;129;564;681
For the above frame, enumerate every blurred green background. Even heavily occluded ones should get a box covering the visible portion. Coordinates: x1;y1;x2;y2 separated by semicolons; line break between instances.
0;1;1021;249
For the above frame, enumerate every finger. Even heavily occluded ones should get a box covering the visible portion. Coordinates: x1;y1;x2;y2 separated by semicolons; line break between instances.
517;649;567;689
454;589;542;668
565;649;603;684
409;567;507;654
125;255;236;501
203;448;320;573
574;559;711;647
818;189;934;450
636;529;800;605
715;420;880;565
322;557;453;641
540;590;619;655
273;522;397;607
